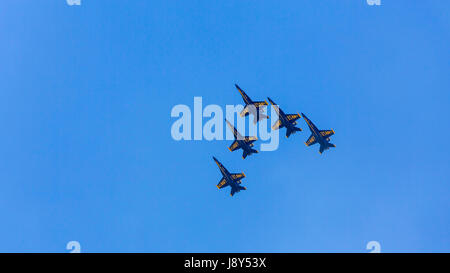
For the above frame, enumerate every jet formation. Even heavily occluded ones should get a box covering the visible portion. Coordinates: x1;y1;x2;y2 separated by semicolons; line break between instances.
213;84;336;197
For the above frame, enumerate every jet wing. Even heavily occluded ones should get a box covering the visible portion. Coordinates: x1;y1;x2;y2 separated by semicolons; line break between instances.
253;101;268;108
271;120;283;130
320;129;335;139
286;113;301;122
228;140;240;152
230;173;245;181
305;135;318;146
217;177;229;189
244;136;257;144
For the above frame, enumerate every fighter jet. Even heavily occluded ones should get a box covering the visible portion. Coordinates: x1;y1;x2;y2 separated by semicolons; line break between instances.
235;84;269;124
267;97;302;138
225;119;258;159
213;157;247;197
301;113;336;154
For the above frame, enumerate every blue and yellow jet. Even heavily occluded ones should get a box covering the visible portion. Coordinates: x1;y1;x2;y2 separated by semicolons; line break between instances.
267;97;302;138
213;157;247;197
235;84;269;124
302;113;336;154
225;119;258;159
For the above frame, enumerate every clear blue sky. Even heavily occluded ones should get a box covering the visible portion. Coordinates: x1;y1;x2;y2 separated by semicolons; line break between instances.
0;1;449;253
